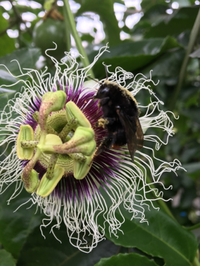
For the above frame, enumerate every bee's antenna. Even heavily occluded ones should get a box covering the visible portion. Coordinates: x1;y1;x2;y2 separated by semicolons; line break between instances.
102;62;110;80
105;66;108;79
87;76;100;84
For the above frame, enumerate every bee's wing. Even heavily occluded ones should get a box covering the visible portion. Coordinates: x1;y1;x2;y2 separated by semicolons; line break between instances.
135;117;144;149
117;109;143;161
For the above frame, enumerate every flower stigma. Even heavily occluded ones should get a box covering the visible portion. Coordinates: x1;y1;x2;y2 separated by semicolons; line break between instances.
0;45;184;253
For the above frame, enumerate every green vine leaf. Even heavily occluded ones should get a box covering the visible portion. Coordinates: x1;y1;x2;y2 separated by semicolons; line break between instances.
76;0;121;46
94;253;159;266
100;199;198;266
0;250;16;266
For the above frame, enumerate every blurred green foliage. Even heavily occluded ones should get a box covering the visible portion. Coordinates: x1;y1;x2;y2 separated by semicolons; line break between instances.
0;0;200;265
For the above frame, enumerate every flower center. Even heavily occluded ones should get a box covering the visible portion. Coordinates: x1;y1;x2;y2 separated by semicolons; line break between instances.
17;91;96;197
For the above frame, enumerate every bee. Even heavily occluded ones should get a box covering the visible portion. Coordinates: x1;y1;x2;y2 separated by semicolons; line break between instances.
94;80;143;161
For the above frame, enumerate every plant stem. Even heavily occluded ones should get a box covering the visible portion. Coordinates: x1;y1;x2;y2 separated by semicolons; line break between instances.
170;8;200;110
192;256;200;266
63;0;94;78
63;6;71;51
184;222;200;231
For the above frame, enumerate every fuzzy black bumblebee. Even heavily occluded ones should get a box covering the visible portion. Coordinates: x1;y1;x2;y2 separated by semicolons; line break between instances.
94;80;143;161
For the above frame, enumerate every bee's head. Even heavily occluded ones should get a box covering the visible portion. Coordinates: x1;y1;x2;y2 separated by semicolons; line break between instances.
94;82;110;99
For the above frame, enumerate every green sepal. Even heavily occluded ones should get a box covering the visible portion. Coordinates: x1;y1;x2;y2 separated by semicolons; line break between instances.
36;165;64;197
73;155;93;180
22;169;40;193
66;101;91;128
17;125;34;160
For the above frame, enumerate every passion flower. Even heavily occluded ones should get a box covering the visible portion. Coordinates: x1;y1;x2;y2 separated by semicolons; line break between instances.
0;45;182;252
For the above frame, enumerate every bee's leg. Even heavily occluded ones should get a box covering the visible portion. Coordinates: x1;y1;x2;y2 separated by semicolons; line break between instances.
106;117;118;124
95;132;117;156
96;117;118;128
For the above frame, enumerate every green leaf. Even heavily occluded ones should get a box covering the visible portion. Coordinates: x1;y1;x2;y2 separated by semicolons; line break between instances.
0;48;41;76
173;0;191;6
144;6;199;38
190;48;200;58
94;253;158;266
141;0;167;11
102;202;198;266
143;48;185;86
183;162;200;180
0;70;18;85
0;9;15;57
0;87;16;111
0;71;24;111
0;48;41;111
91;36;182;78
17;223;119;266
142;3;168;21
76;0;121;46
0;186;42;259
0;250;16;266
